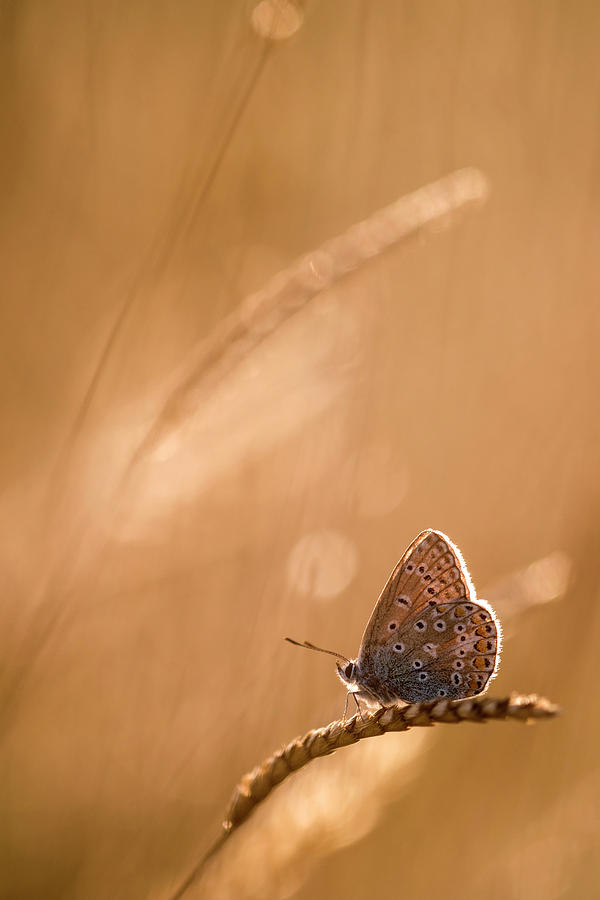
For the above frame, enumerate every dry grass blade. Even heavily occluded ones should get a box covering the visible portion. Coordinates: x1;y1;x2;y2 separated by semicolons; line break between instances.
131;168;488;472
169;693;559;899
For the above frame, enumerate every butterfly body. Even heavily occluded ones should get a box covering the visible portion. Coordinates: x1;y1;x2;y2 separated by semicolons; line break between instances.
310;529;501;706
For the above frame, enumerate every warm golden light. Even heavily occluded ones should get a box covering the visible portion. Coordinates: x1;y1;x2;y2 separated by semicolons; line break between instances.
251;0;304;41
1;4;597;900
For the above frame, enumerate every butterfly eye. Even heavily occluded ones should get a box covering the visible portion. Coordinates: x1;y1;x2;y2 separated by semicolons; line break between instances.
344;662;355;679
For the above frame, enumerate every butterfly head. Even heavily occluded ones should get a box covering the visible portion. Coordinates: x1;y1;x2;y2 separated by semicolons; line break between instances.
336;659;358;688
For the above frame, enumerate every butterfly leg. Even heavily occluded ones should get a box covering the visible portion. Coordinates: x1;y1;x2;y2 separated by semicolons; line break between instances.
351;692;368;723
342;691;350;724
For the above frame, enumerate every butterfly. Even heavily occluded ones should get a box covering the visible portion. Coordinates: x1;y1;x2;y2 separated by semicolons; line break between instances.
286;529;501;711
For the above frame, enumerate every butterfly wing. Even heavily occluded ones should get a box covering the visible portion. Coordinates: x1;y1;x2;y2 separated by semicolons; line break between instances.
356;530;501;703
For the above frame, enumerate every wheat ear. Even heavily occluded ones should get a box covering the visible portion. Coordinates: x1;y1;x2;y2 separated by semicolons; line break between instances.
169;692;558;899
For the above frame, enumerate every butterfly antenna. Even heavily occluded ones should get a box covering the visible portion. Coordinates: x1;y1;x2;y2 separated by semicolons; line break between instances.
285;637;350;663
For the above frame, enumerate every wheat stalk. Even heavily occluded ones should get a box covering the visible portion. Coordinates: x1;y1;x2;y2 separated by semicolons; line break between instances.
169;692;558;899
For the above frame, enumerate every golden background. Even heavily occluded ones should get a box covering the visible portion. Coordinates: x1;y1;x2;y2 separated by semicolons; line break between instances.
1;2;599;898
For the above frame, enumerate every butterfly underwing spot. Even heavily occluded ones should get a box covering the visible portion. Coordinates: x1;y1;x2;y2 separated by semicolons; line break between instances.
471;611;489;624
438;689;448;697
413;660;423;669
418;672;428;681
423;643;438;657
467;674;485;692
434;620;447;632
452;673;462;685
414;620;427;632
422;539;449;570
454;660;464;669
405;562;415;573
388;620;399;631
393;642;406;653
395;594;412;607
454;623;466;633
475;638;495;652
426;571;452;593
433;549;454;567
439;584;463;602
